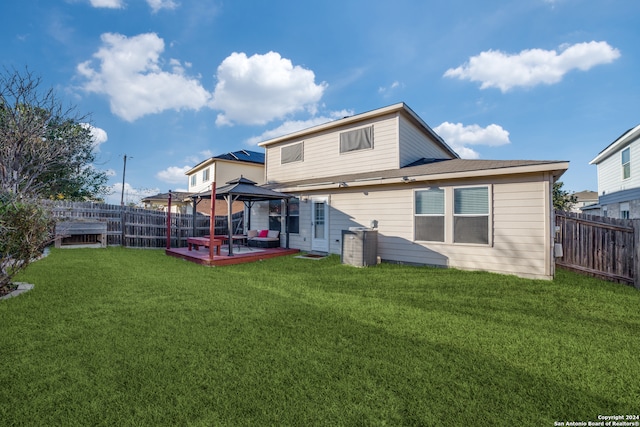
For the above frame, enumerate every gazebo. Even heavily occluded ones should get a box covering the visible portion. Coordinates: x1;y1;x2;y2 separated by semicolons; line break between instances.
165;176;296;265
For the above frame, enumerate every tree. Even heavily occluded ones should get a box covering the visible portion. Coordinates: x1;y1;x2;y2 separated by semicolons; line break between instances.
0;67;107;291
553;181;577;211
0;67;108;200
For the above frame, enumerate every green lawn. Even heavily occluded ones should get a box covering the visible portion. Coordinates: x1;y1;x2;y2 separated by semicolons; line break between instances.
1;247;639;426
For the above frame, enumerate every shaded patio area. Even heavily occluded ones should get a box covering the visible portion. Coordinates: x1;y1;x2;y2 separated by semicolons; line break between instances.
165;176;298;266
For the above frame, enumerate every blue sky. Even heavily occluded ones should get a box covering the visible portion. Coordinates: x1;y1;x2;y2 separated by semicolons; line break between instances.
2;0;638;204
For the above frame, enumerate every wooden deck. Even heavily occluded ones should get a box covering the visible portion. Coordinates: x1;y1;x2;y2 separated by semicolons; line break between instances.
165;245;299;266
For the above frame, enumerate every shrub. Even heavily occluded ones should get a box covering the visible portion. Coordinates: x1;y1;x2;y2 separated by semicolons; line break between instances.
0;193;55;288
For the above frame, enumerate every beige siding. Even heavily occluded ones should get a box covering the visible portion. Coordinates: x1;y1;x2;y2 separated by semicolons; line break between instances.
398;117;454;166
217;162;265;185
289;175;554;280
265;115;400;183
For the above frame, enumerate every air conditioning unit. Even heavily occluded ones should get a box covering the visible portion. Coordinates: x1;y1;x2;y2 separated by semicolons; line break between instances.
341;229;378;267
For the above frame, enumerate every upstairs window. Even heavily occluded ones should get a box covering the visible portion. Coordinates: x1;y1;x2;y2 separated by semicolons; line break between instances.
202;167;210;182
622;147;631;180
281;142;303;164
340;126;373;153
190;174;197;187
414;188;445;242
453;186;490;245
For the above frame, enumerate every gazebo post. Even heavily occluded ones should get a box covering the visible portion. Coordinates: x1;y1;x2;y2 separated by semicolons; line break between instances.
209;183;216;259
225;195;235;256
191;196;198;237
166;191;172;250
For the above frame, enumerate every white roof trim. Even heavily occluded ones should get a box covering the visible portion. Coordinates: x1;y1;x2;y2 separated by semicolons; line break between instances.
590;124;640;165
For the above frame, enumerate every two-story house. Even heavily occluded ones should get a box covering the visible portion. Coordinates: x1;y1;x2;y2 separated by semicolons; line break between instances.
250;103;568;280
586;124;640;218
185;150;265;215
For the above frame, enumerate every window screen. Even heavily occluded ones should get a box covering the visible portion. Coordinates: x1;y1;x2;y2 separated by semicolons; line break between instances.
415;188;445;242
340;126;373;153
453;187;489;244
281;142;303;164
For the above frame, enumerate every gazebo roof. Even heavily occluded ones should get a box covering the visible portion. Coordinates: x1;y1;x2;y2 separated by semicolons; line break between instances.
190;176;291;202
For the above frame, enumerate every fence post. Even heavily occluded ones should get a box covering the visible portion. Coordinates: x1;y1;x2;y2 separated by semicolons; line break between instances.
634;219;640;290
120;207;126;247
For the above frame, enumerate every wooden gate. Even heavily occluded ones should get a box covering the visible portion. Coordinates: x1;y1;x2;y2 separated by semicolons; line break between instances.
555;211;638;286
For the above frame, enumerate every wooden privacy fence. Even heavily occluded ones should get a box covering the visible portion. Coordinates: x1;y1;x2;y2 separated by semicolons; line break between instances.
48;201;243;249
555;210;639;288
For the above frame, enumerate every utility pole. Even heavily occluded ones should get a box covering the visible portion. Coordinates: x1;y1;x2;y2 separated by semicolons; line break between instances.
120;154;132;247
120;154;131;206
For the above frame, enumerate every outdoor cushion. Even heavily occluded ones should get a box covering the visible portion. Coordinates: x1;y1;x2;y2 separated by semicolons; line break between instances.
247;230;258;238
258;230;269;238
267;230;279;238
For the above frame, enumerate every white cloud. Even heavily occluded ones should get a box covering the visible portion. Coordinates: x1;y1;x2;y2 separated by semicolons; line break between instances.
77;32;212;122
444;41;621;92
81;123;108;151
89;0;124;8
378;80;404;96
211;51;327;126
146;0;178;13
105;183;160;205
156;165;192;184
245;110;354;145
434;122;511;159
88;0;177;12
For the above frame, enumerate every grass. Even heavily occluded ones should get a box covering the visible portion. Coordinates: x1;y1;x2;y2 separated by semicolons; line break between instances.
1;247;639;426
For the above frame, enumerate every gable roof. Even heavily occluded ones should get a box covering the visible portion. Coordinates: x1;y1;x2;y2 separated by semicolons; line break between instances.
590;124;640;165
186;149;265;175
257;102;460;159
263;158;569;191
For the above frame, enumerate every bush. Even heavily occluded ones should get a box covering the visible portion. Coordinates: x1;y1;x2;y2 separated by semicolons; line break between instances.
0;194;55;288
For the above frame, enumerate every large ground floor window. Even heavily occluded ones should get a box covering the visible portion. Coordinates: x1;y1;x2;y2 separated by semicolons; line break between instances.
414;185;490;245
268;198;300;233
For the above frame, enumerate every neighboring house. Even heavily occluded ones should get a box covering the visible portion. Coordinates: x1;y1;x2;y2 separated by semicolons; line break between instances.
186;149;265;215
141;191;193;214
251;103;568;280
187;150;265;193
143;150;266;215
572;190;598;213
586;124;640;219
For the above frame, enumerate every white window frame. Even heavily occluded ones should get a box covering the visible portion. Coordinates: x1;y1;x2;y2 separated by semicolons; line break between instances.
622;147;631;180
414;188;445;242
452;185;492;246
190;174;197;187
202;167;210;182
